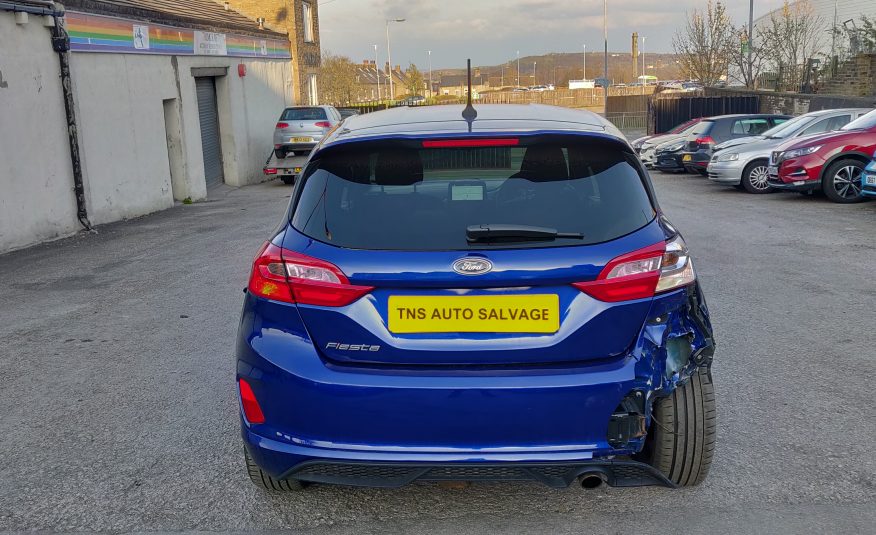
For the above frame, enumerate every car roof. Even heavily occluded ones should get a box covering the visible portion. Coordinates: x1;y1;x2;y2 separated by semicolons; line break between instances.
702;114;792;121
323;104;624;147
800;107;872;117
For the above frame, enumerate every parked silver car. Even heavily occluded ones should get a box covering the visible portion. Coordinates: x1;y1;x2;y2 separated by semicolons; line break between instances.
273;105;342;159
707;108;872;193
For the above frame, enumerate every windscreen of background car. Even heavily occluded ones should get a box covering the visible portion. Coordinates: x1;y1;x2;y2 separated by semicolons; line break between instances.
291;140;656;250
841;109;876;131
281;107;328;121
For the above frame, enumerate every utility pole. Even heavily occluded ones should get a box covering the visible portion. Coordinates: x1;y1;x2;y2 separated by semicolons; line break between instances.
373;44;380;101
748;0;754;87
428;50;432;98
385;18;405;100
533;61;537;85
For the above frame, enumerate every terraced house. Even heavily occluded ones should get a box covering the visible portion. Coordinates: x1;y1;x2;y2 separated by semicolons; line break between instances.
0;0;314;253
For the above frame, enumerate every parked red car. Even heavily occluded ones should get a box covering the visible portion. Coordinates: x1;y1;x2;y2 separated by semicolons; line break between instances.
768;109;876;203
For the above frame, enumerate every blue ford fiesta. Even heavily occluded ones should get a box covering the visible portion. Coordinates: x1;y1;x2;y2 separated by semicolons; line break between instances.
237;104;716;491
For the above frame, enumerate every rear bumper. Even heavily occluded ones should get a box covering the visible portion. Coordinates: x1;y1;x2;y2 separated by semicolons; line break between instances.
244;435;675;489
237;285;715;486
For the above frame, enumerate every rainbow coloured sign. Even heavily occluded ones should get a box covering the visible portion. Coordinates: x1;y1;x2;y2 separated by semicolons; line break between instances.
66;11;291;59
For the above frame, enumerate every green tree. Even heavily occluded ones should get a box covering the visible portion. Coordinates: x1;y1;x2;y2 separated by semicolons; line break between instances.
405;63;425;96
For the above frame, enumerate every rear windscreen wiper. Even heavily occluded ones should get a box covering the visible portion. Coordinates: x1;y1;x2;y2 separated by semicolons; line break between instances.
466;224;584;243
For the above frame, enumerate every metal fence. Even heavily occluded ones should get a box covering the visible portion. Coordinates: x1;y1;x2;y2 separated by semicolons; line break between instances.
648;95;760;134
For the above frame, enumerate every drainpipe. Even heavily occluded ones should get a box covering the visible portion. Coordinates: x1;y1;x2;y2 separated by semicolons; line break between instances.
0;1;92;230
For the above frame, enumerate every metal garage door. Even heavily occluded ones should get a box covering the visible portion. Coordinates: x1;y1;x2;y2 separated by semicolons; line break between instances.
195;77;223;188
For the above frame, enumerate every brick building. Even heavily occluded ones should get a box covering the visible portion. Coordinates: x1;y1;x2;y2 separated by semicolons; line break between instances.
232;0;321;104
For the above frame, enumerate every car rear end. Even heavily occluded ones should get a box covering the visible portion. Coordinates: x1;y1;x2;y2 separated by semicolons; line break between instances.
238;124;716;490
273;107;333;158
864;159;876;197
681;120;717;174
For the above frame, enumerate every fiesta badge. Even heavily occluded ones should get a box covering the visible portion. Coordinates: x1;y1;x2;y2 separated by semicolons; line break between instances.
452;257;493;276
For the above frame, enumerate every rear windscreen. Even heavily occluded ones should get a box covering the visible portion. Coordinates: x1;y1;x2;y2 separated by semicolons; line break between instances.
281;107;328;121
291;139;656;250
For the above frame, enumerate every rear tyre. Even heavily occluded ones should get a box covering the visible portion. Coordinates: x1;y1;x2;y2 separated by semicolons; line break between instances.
244;449;304;491
642;367;716;487
741;160;773;194
275;148;288;159
822;159;865;203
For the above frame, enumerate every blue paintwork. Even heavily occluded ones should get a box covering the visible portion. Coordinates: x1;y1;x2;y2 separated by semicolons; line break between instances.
863;159;876;197
237;105;714;483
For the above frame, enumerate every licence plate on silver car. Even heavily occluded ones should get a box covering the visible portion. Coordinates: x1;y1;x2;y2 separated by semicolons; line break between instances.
768;165;778;177
865;173;876;186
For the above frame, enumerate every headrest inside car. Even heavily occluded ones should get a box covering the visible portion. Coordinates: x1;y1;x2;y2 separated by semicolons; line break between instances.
375;150;424;186
515;146;569;181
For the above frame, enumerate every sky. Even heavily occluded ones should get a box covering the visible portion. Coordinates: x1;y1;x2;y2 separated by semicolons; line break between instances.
317;0;790;70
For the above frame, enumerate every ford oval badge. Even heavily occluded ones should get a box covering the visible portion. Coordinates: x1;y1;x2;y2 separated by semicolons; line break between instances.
452;258;493;276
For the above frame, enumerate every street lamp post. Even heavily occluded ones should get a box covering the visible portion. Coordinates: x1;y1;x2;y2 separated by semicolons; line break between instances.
516;50;520;87
583;44;587;79
373;44;380;101
428;50;432;98
385;18;405;100
603;0;608;109
533;61;537;85
641;36;646;95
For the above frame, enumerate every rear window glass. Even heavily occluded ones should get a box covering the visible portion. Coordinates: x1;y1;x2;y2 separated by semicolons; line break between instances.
291;139;656;250
281;107;327;121
689;121;713;136
731;118;770;135
842;109;876;131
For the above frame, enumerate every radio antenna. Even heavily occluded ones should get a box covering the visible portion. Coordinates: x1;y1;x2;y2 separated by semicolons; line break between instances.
461;58;477;129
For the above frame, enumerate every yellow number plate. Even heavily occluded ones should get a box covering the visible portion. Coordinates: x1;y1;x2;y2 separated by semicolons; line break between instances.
388;294;559;334
682;154;692;162
290;137;312;143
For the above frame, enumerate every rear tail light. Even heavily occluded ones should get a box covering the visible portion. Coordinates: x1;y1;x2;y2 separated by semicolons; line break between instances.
247;243;374;306
573;236;696;302
695;136;716;146
276;122;289;129
314;121;332;128
238;378;265;424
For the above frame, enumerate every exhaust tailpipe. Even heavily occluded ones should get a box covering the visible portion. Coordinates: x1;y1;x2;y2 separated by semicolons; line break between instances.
578;472;605;489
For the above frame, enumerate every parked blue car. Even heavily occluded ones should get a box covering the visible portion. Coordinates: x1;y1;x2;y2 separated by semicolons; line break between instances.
237;104;717;491
863;158;876;197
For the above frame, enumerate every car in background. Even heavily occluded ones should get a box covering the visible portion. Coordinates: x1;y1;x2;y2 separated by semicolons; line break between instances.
638;119;704;169
337;108;360;119
239;104;717;493
863;157;876;197
403;95;427;105
273;105;342;159
654;123;709;173
631;118;700;154
708;108;871;193
680;114;792;175
768;109;876;203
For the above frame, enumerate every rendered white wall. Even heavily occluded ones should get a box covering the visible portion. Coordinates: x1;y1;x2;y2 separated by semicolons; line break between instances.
0;13;80;252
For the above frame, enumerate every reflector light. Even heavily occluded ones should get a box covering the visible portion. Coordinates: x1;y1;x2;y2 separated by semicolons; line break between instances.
238;378;265;424
264;168;278;175
276;122;289;129
422;138;520;148
247;242;374;306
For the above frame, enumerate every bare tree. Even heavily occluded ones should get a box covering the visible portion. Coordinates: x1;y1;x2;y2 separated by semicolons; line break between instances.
317;53;358;106
673;1;735;85
759;1;825;90
729;24;769;88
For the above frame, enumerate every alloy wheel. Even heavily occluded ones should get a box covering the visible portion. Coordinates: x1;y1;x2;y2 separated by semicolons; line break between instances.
748;165;770;190
832;165;863;199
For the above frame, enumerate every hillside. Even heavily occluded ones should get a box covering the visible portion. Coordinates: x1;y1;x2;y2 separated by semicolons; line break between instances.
436;51;683;86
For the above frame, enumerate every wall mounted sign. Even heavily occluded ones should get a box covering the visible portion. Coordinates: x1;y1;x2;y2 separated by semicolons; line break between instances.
66;11;291;59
